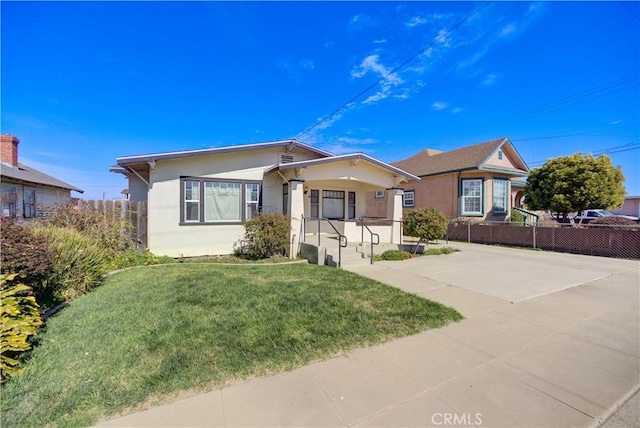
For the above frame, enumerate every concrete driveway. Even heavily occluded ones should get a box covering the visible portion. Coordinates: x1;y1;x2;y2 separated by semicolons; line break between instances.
99;242;639;428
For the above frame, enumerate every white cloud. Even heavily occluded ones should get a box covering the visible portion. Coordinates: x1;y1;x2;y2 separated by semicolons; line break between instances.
349;13;373;30
434;29;450;47
373;38;387;44
405;16;427;28
500;23;516;37
299;59;315;70
351;54;404;105
483;72;500;86
322;137;379;155
451;107;463;114
432;101;448;111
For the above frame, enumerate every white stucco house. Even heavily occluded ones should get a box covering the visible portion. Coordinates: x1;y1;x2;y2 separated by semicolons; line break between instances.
110;139;419;257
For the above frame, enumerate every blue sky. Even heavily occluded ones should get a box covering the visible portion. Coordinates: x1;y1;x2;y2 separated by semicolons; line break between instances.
2;1;639;200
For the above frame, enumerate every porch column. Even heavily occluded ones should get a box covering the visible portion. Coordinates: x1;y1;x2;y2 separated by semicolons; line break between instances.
386;188;404;244
288;180;305;258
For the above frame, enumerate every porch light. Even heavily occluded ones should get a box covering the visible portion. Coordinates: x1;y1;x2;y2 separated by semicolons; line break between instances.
304;187;309;194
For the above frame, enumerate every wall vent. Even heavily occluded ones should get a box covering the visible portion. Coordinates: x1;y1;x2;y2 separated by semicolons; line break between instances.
280;154;294;164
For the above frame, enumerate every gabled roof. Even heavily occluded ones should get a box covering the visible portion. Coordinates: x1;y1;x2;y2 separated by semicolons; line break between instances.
392;137;528;177
1;162;84;193
265;152;421;182
115;139;333;166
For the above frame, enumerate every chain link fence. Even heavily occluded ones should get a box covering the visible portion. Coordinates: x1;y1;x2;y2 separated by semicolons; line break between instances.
446;220;640;259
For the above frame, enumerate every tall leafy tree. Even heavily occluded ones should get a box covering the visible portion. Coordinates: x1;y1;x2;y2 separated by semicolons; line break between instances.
525;153;626;222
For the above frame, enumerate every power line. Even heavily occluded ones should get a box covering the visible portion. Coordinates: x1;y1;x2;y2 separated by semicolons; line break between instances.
294;1;493;139
512;133;639;142
527;141;640;166
441;73;639;142
619;1;640;21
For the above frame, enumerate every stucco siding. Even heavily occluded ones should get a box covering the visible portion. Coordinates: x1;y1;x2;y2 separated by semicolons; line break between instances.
144;146;319;257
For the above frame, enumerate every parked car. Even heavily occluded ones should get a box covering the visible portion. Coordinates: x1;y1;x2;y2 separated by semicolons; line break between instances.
571;209;640;224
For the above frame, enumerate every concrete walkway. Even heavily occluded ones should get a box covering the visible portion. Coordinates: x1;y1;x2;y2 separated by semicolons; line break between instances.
99;243;639;427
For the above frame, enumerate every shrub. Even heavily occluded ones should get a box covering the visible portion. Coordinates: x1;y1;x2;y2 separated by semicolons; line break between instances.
0;219;55;302
1;273;41;382
241;213;289;259
43;201;136;253
403;208;448;252
424;247;459;256
106;250;174;271
510;209;525;225
380;250;413;261
590;216;636;226
31;225;108;300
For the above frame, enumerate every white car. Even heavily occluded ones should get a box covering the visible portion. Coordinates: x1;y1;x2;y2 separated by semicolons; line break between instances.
572;209;639;224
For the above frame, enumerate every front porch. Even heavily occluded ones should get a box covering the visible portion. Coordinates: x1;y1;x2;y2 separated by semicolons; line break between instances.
264;153;420;258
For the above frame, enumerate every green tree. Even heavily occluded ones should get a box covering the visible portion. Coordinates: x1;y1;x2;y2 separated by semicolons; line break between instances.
403;208;448;254
525;153;625;223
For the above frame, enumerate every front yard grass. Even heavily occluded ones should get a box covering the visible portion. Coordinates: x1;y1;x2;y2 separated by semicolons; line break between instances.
2;264;462;428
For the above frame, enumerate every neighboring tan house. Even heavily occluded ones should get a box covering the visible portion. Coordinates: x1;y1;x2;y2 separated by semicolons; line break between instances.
0;134;84;219
611;196;640;217
110;139;419;257
381;137;529;221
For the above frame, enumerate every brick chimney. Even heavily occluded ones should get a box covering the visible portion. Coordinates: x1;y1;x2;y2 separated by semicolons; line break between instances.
1;134;20;166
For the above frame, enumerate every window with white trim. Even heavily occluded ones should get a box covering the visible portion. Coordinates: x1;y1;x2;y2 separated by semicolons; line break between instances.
461;179;483;215
184;180;200;222
402;190;415;207
374;190;385;199
493;179;508;214
181;178;260;224
282;183;288;215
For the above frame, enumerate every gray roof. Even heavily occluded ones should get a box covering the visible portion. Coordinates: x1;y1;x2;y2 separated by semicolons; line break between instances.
1;162;84;193
115;139;334;166
265;152;421;182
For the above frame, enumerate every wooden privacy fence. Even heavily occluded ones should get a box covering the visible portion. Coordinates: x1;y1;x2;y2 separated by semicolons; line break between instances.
80;200;148;248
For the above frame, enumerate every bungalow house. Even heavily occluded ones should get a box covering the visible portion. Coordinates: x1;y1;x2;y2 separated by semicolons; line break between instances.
1;134;84;219
110;139;419;258
379;137;529;221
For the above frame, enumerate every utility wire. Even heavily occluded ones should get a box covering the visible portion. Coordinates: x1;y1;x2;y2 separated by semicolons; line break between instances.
294;1;493;140
527;141;640;166
441;73;639;142
619;1;640;21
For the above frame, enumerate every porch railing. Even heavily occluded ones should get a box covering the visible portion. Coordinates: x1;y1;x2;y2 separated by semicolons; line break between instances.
302;216;348;267
359;217;380;264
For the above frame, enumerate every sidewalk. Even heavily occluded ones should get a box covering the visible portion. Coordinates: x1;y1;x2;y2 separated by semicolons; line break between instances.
99;243;639;427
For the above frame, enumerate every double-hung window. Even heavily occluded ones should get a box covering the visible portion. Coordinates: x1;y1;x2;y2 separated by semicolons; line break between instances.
184;180;200;222
23;190;36;218
493;179;508;214
403;190;415;207
182;178;260;224
322;190;345;220
461;179;483;216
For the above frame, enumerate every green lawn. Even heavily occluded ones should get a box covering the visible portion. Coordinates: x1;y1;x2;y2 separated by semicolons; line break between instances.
2;264;462;427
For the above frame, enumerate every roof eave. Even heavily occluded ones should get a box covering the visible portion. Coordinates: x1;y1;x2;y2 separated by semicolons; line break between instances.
116;139;334;166
265;153;420;182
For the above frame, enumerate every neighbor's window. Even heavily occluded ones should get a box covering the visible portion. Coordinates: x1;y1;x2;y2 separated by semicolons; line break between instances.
184;180;200;222
461;179;483;215
493;179;508;214
402;190;415;207
182;178;260;224
23;190;36;218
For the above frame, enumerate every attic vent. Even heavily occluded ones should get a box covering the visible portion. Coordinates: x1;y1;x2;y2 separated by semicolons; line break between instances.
280;154;294;164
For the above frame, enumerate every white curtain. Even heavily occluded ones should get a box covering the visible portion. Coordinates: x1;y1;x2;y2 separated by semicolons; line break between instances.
205;182;241;221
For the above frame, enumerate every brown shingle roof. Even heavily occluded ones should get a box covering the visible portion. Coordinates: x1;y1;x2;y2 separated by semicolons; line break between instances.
392;137;509;177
